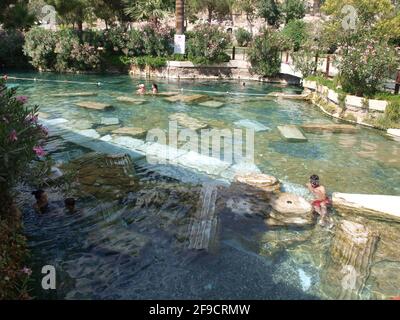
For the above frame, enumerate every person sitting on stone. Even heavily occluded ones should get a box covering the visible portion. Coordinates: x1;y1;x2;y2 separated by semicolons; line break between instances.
32;189;49;214
152;83;159;94
65;198;78;215
306;175;331;227
137;84;146;95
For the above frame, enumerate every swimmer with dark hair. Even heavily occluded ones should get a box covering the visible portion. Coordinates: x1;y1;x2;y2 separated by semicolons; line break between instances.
306;175;331;227
32;189;49;214
65;198;77;214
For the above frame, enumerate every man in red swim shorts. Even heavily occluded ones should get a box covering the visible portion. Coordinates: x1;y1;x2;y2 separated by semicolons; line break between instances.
306;175;331;227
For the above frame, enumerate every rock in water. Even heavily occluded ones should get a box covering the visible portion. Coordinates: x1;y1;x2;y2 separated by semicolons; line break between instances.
322;220;379;299
165;94;208;103
234;119;270;132
75;101;113;110
301;123;359;134
265;193;314;227
116;96;146;104
112;127;147;139
101;117;119;125
188;183;219;251
233;173;280;198
62;153;138;200
198;100;225;108
51;92;98;97
277;125;308;142
169;113;209;131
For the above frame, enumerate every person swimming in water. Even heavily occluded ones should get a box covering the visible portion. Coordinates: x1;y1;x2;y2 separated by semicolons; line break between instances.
137;83;146;95
306;175;331;227
152;83;159;94
65;198;77;215
32;189;49;214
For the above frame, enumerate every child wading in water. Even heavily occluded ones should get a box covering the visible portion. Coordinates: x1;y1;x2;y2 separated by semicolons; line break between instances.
307;175;331;227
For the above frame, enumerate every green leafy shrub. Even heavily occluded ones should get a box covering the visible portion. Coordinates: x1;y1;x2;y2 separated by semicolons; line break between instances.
280;0;306;23
235;28;252;47
0;30;29;68
339;39;398;97
23;27;58;71
0;78;47;299
131;56;167;69
281;19;308;51
0;79;48;191
247;28;284;77
187;24;231;64
385;101;400;123
24;28;101;72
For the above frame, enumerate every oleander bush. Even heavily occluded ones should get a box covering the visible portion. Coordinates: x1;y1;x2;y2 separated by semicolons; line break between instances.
186;24;231;65
339;39;398;97
0;79;48;299
248;28;285;77
235;28;252;47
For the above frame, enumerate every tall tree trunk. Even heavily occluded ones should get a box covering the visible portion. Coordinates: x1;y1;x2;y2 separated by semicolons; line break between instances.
207;5;212;23
176;0;185;34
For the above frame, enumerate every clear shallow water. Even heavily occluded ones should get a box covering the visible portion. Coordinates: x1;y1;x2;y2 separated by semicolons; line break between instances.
9;71;400;299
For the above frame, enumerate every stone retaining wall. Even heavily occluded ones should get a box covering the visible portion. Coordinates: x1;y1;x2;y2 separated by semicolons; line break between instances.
129;60;301;85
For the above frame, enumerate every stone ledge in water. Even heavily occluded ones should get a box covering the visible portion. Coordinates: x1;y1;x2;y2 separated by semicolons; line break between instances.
301;123;359;134
46;118;69;125
76;129;100;139
177;151;231;176
234;119;270;132
75;101;113;110
144;143;188;164
198;100;225;108
266;193;314;227
277;125;307;142
112;136;146;150
332;193;400;222
51;92;98;97
100;135;112;142
156;91;180;97
169;113;209;131
116;96;146;104
387;128;400;138
101;117;119;125
165;94;208;103
112;127;147;139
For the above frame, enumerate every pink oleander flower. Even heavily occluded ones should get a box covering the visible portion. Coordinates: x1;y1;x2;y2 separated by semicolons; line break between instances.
33;146;46;157
16;96;28;104
9;129;18;142
25;114;38;124
21;267;32;276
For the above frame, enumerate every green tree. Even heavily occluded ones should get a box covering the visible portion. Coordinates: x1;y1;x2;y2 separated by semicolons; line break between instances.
187;0;232;23
233;0;257;34
124;0;173;25
280;0;306;23
281;19;309;51
257;0;281;27
46;0;90;31
247;28;285;77
0;0;36;30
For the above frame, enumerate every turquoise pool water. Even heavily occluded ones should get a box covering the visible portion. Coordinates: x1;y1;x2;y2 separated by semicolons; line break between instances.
9;71;400;299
